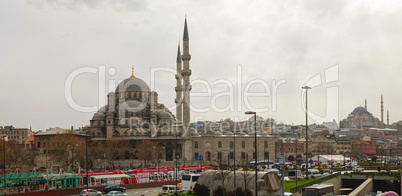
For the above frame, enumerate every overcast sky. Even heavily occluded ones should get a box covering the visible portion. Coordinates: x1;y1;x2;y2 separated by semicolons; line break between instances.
1;0;401;131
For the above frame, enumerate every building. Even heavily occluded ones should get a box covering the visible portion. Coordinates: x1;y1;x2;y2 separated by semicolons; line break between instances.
275;139;304;162
311;138;337;155
80;19;277;168
351;141;377;157
0;125;34;144
339;98;386;129
335;138;351;155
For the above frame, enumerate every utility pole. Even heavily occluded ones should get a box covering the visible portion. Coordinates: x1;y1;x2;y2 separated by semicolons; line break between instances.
302;86;311;179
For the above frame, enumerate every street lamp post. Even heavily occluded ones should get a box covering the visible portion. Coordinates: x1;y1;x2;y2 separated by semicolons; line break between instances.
2;136;6;195
245;111;257;196
233;132;236;196
85;131;88;193
302;86;311;179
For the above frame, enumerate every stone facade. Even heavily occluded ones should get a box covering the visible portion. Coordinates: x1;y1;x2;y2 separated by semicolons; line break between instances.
0;125;34;144
191;131;276;166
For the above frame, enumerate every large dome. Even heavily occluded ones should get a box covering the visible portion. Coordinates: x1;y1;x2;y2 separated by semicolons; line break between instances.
115;77;150;93
352;107;369;115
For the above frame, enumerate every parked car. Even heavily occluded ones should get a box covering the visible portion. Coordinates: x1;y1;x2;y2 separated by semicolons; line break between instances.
353;166;364;172
103;185;126;193
80;189;102;196
105;191;127;196
319;169;332;176
161;185;180;195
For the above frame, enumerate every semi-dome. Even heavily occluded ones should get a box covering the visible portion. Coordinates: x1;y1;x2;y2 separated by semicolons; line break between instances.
157;111;173;119
92;112;106;120
115;77;150;93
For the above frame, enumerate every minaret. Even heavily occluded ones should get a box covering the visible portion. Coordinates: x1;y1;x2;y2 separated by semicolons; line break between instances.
365;98;367;110
181;17;192;128
381;94;384;128
387;109;389;125
175;43;183;122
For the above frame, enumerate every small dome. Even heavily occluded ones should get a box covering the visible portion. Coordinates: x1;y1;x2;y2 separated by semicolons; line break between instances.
214;131;223;136
116;77;150;93
157;111;173;119
191;129;201;137
92;112;106;120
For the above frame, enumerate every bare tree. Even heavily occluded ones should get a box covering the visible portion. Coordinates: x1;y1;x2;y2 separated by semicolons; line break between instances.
240;161;254;194
213;162;230;196
48;131;83;170
136;140;157;166
106;138;130;168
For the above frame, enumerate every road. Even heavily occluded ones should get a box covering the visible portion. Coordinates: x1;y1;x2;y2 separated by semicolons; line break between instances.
69;186;162;196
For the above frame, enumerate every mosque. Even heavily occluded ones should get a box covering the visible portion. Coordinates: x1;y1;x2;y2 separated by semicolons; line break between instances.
339;96;389;129
85;19;275;166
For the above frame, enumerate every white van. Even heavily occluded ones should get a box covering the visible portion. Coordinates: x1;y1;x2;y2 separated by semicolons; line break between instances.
307;169;322;178
161;185;180;195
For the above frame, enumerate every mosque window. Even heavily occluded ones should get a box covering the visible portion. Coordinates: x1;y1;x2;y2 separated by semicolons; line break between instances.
230;141;234;149
242;141;245;149
194;142;198;148
218;141;222;148
264;141;268;148
217;152;222;160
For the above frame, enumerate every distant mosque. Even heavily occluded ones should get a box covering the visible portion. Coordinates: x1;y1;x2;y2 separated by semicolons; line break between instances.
340;95;389;129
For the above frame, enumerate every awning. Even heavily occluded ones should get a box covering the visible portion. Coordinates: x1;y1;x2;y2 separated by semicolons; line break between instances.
92;174;130;180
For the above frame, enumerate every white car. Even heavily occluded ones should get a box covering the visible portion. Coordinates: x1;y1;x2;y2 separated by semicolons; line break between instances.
353;166;364;172
79;189;102;196
105;191;127;196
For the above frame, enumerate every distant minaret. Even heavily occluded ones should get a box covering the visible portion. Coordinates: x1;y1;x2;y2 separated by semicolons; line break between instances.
175;43;183;122
381;94;384;128
365;98;367;110
387;109;389;125
181;17;192;128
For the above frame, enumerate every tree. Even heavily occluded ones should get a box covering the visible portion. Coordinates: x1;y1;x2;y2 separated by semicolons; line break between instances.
213;162;230;196
136;139;157;165
106;138;130;168
48;131;84;171
222;118;234;124
240;161;254;195
248;115;265;121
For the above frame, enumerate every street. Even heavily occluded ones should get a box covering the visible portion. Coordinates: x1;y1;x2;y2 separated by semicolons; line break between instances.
69;186;162;196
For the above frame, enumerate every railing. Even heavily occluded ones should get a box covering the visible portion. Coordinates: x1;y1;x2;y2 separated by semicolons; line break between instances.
289;172;341;193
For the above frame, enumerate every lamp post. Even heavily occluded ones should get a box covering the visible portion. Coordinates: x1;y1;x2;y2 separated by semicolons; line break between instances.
245;111;257;196
85;131;88;193
175;131;179;194
233;132;236;196
1;136;6;195
302;86;311;179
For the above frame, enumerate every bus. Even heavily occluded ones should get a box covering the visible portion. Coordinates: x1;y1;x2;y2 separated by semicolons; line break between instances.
302;183;334;196
181;174;200;191
249;161;274;170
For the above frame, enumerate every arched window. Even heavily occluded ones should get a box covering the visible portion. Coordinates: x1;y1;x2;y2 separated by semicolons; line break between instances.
264;141;268;148
113;131;120;136
97;132;102;137
218;141;222;148
242;141;245;149
230;141;234;149
195;141;198;148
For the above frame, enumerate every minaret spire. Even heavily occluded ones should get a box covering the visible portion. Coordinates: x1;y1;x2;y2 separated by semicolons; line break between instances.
381;94;384;128
131;65;135;78
175;42;183;122
387;109;389;125
182;17;192;128
183;17;189;41
365;98;367;110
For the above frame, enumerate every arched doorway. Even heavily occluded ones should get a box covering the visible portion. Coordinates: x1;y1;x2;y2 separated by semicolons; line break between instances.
165;143;173;161
205;151;211;161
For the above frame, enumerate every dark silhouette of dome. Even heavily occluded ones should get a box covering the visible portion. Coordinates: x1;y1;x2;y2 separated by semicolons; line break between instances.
115;77;150;93
352;107;369;115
